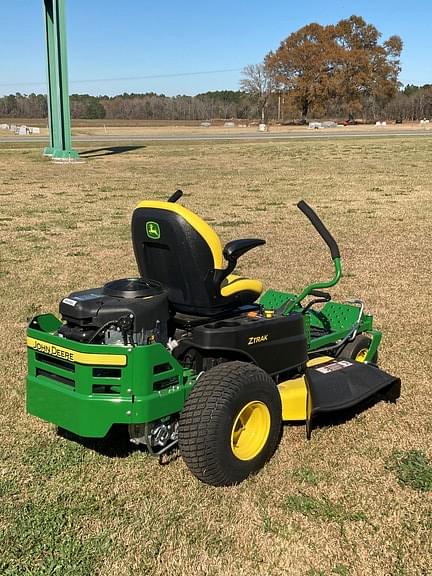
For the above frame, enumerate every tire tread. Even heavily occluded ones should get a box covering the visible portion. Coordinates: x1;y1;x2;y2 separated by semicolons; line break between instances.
179;361;281;486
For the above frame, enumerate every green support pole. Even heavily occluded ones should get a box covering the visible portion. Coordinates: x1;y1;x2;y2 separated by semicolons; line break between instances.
43;0;79;160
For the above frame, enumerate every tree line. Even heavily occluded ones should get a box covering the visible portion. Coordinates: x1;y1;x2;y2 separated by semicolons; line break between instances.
0;91;264;122
1;86;430;123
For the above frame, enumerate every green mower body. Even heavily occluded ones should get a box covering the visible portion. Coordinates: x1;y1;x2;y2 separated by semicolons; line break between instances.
26;194;399;485
27;314;195;439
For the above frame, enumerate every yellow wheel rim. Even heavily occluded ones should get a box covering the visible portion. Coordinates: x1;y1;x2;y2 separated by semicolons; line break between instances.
230;401;271;461
355;348;368;362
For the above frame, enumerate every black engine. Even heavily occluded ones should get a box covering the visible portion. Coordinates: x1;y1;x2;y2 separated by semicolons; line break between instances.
58;278;170;345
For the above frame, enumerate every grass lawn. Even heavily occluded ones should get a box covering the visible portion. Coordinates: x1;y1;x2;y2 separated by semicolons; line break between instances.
0;137;431;576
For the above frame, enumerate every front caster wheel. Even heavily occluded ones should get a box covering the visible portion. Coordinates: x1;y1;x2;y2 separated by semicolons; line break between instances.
339;334;378;364
179;361;282;486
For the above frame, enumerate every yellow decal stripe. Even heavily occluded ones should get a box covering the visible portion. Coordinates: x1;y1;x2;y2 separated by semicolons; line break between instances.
135;200;224;269
27;337;127;366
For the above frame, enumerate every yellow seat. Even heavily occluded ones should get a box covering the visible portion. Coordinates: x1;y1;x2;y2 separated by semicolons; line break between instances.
132;200;264;315
221;274;263;298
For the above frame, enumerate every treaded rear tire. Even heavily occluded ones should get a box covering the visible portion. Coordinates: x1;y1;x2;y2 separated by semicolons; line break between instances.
178;361;282;486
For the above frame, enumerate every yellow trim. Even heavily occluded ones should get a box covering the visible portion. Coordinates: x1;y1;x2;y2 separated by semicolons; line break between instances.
355;348;368;363
278;375;307;421
278;356;334;421
135;200;224;269
230;400;271;460
27;337;127;367
307;355;334;367
220;273;263;297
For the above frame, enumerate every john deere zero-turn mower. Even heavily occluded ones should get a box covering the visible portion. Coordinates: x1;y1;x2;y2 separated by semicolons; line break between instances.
26;191;400;486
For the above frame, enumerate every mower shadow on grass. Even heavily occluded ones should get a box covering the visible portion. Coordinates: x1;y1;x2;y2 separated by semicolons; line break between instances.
58;425;182;464
79;145;146;158
57;424;136;458
56;384;399;462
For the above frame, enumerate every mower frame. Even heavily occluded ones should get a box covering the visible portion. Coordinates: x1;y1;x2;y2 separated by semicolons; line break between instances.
26;198;383;446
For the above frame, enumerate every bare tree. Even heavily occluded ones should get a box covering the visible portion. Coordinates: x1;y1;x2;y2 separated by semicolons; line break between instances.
240;63;276;123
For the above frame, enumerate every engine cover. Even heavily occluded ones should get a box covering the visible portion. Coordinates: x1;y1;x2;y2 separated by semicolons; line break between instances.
58;278;169;344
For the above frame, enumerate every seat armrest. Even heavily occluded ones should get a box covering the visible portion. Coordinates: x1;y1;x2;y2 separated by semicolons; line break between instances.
223;238;265;263
212;238;265;291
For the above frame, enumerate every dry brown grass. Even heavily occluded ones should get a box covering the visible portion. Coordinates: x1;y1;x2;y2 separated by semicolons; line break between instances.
0;137;431;575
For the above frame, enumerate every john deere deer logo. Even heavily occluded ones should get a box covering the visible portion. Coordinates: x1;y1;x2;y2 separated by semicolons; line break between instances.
146;221;160;239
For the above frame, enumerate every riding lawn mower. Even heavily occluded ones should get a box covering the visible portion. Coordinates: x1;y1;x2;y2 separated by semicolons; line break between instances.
26;191;400;486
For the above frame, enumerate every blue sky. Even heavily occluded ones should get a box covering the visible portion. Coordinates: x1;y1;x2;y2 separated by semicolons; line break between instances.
1;0;431;96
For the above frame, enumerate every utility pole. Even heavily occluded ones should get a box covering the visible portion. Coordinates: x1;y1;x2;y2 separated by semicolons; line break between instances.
43;0;79;160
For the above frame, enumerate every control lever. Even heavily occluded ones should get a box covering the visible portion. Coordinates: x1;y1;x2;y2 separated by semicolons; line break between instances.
167;189;183;203
302;290;331;314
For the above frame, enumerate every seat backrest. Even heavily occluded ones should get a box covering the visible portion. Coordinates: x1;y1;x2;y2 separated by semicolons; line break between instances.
131;201;224;313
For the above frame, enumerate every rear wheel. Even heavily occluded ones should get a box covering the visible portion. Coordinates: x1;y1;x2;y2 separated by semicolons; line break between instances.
339;334;378;364
179;361;282;486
